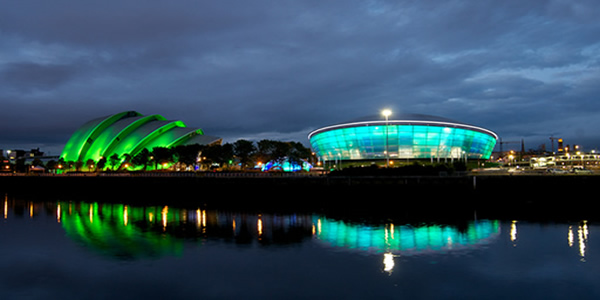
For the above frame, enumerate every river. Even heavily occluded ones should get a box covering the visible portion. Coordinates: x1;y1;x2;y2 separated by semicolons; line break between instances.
1;193;598;299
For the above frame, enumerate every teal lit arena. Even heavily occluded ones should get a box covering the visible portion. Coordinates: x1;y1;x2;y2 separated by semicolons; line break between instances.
308;113;498;164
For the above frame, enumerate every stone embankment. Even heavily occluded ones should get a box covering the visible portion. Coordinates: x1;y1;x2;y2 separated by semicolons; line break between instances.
2;172;598;220
1;171;596;199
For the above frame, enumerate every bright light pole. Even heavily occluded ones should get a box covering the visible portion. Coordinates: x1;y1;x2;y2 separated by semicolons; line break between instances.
382;109;392;168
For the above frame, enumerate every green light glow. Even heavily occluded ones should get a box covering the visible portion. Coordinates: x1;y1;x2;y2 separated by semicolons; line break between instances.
56;201;496;259
60;111;211;164
59;202;183;259
167;128;205;147
61;111;142;162
95;114;166;162
309;124;497;161
128;120;186;156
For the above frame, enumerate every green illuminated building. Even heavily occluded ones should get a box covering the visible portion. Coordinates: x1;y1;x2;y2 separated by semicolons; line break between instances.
60;111;221;164
308;113;498;163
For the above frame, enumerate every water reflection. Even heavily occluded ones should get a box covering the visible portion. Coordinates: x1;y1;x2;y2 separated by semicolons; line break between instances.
509;218;589;262
51;201;316;259
569;221;589;262
3;195;599;299
511;220;518;245
3;194;7;219
59;202;184;259
314;216;501;274
2;196;594;265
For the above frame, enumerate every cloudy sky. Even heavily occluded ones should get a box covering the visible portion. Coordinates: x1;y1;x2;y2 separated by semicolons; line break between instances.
1;0;599;155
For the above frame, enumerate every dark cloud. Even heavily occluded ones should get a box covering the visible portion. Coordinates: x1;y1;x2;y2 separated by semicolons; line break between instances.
1;0;599;153
0;62;78;93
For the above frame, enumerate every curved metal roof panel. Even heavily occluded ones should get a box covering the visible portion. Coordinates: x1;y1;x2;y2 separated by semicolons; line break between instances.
60;111;220;163
181;135;222;146
61;111;142;162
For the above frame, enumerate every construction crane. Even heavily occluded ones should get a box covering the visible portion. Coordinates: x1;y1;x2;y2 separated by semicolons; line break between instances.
498;138;524;158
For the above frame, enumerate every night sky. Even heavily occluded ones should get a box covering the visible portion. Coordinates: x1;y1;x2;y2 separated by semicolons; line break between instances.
1;0;599;155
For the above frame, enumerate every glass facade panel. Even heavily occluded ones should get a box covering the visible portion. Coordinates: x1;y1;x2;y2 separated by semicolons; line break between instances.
309;123;497;162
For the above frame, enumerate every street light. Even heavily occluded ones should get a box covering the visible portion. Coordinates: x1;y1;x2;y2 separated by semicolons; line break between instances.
382;109;392;168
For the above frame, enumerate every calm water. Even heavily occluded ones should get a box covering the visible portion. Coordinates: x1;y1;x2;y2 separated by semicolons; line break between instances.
1;195;599;300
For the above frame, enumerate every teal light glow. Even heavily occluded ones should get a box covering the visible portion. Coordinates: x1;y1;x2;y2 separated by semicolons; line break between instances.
314;217;500;254
309;120;498;161
261;158;312;172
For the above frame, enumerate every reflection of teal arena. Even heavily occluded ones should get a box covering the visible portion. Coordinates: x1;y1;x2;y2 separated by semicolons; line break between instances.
314;217;500;253
308;113;498;162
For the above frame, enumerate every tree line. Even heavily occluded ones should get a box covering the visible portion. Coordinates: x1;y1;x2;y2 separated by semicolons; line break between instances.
48;139;314;173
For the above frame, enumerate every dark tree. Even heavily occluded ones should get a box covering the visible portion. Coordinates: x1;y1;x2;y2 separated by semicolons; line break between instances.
97;157;107;171
45;160;57;173
255;139;277;164
233;139;256;169
287;141;312;170
152;147;174;170
120;153;132;170
173;144;202;170
200;144;233;170
109;154;120;171
74;160;84;172
85;159;95;172
132;148;151;170
254;139;312;168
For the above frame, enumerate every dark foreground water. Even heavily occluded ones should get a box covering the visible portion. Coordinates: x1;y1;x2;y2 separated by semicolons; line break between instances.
1;194;599;300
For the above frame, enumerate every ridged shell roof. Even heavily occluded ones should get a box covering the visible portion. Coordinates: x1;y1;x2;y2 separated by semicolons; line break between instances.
60;111;221;162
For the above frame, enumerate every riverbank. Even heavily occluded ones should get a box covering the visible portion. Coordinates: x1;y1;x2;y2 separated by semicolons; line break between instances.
1;172;596;198
2;173;598;221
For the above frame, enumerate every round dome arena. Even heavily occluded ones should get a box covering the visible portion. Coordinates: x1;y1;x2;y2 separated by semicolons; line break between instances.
308;112;498;163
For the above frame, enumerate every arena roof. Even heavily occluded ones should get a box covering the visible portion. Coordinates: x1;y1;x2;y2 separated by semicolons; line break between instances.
308;113;498;140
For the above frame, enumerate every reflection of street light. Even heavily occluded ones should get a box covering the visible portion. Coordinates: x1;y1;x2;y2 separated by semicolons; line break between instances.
383;252;395;274
382;109;392;167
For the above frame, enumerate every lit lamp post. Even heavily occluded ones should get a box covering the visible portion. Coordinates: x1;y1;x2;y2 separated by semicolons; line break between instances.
382;109;392;168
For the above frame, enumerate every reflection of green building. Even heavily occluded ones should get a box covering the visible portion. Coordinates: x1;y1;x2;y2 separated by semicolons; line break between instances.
57;200;497;260
59;202;183;259
60;111;221;164
314;217;499;254
58;202;315;259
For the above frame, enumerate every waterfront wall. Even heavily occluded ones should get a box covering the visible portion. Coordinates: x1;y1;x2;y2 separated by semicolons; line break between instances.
1;173;596;198
2;173;598;221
